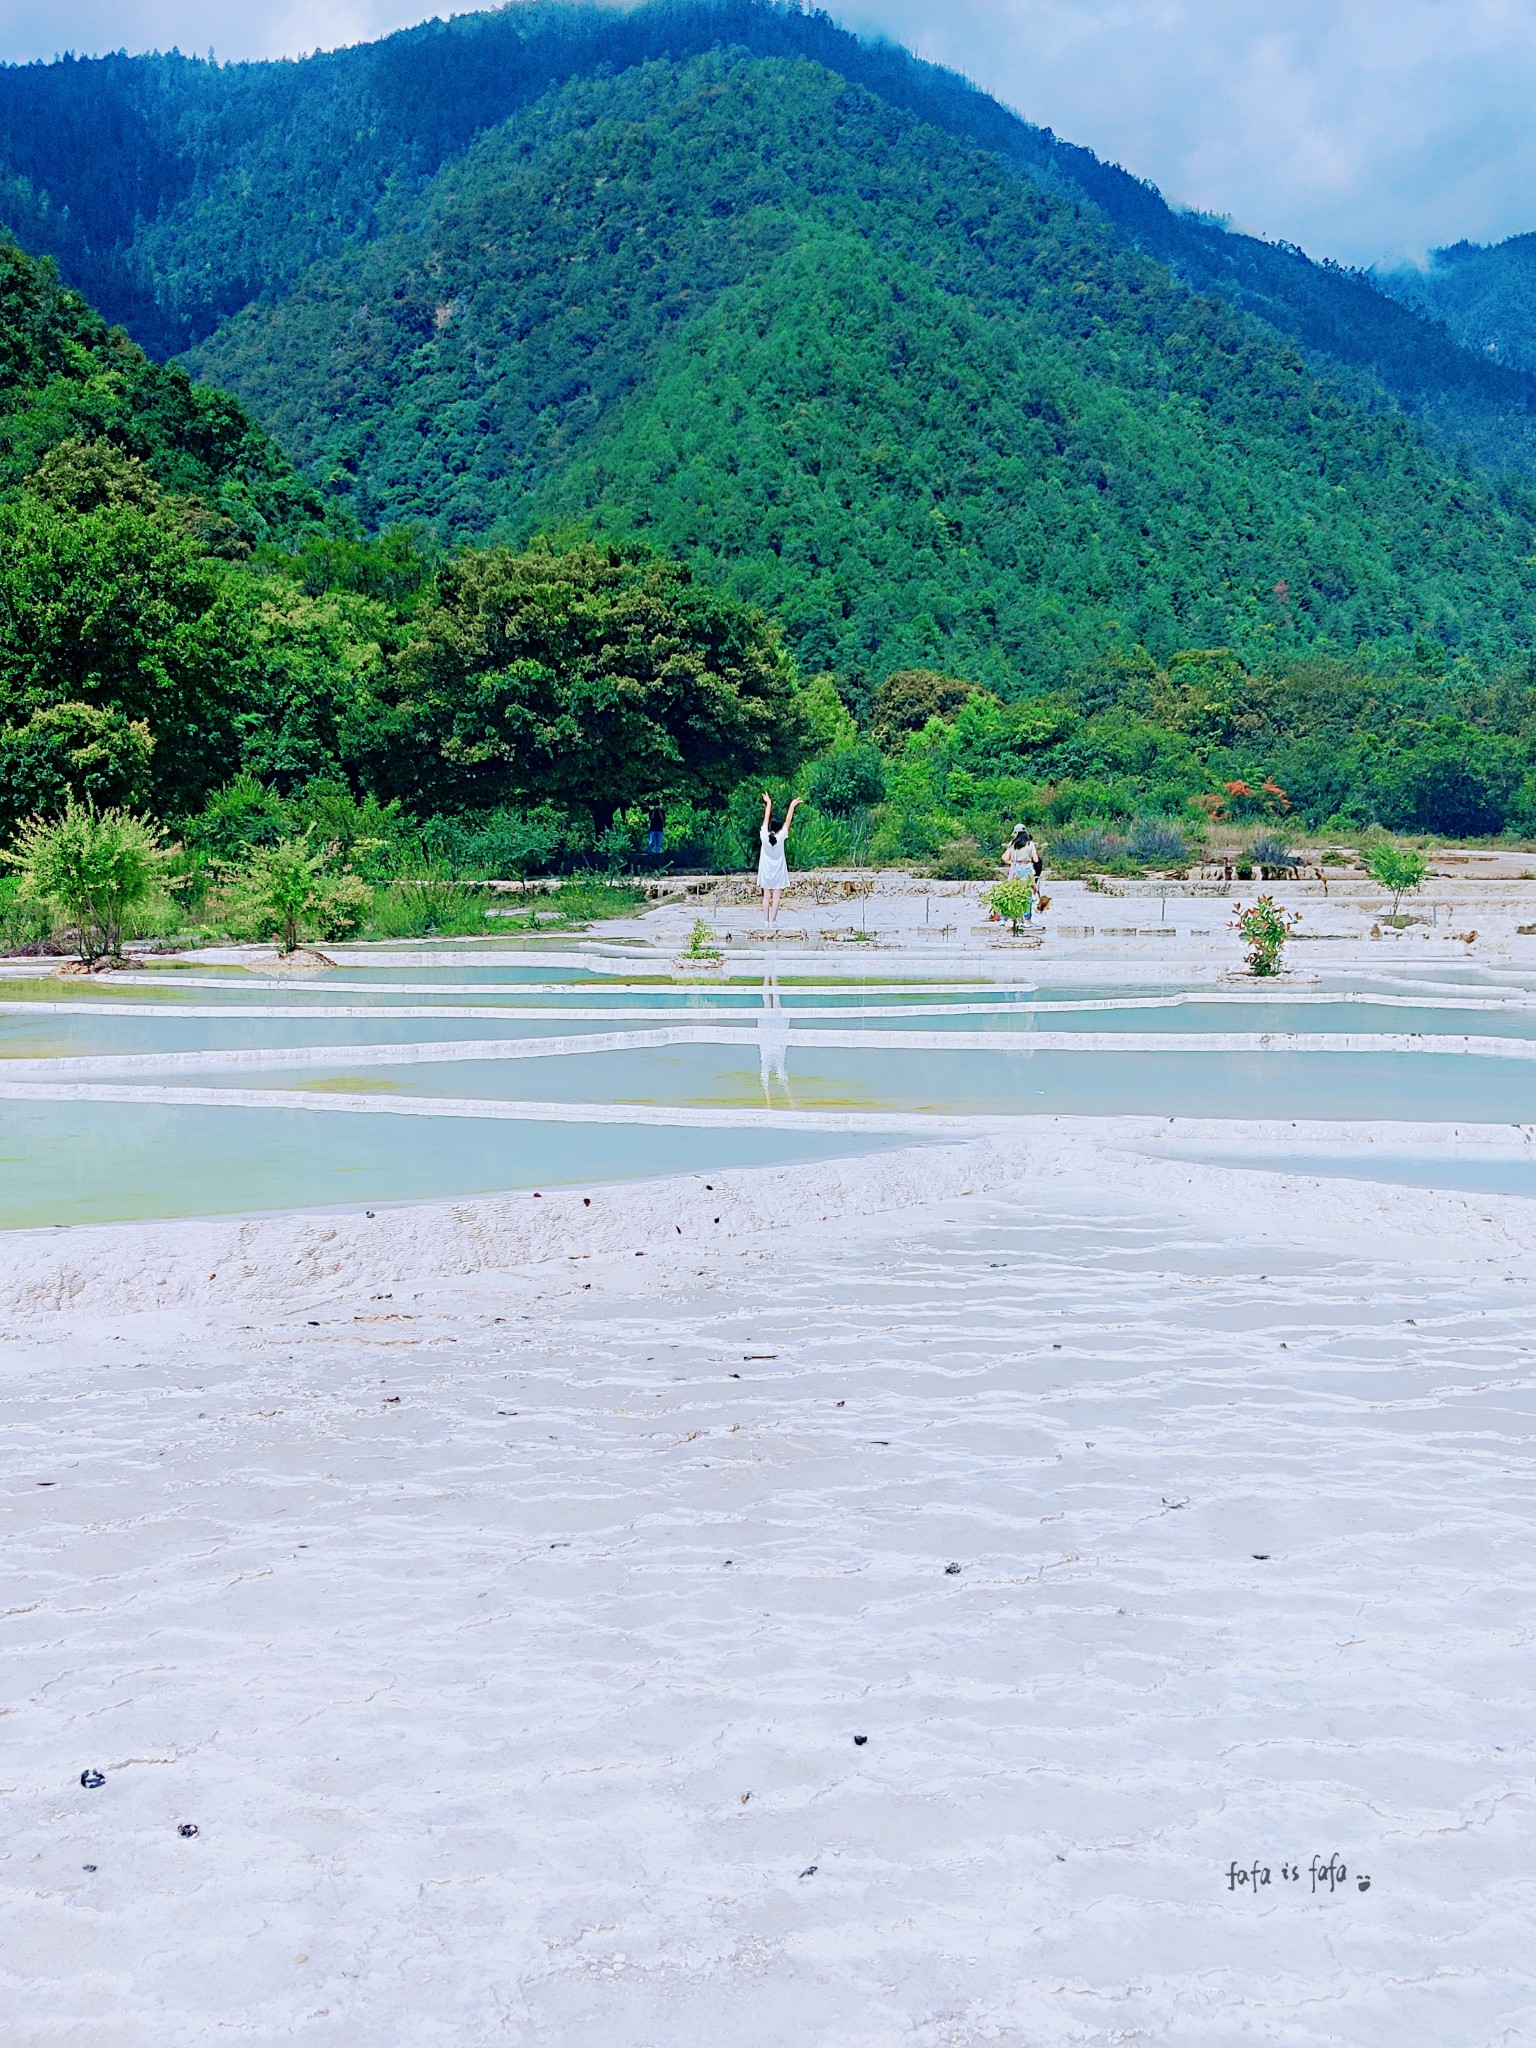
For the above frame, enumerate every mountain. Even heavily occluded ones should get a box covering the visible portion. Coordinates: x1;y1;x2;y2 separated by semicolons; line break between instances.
6;2;1536;703
180;42;1536;693
0;235;345;825
2;225;1536;848
1378;236;1536;379
3;0;1536;483
0;234;318;540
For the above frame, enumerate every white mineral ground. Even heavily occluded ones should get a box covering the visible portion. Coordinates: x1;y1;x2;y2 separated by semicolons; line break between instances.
3;869;1535;2044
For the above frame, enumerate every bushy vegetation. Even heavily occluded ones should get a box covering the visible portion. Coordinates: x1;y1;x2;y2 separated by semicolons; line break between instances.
1364;841;1429;916
989;878;1035;933
11;39;1536;972
2;800;175;964
1234;897;1298;978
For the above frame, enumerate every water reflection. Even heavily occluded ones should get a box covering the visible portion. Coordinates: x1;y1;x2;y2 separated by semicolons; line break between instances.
758;972;793;1105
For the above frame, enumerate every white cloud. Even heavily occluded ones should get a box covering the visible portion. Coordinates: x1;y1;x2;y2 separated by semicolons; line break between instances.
0;0;453;65
1;0;1533;263
831;0;1536;264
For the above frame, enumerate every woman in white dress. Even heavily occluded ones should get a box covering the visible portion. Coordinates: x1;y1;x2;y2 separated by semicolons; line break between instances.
757;791;801;926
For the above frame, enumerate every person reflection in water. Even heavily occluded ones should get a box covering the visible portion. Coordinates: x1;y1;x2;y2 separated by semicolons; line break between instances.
757;971;793;1106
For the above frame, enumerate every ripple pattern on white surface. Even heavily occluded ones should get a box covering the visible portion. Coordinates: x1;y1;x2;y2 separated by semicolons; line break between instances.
3;1178;1533;2046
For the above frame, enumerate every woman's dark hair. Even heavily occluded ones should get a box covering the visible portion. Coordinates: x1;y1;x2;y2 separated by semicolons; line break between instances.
1010;823;1032;848
766;811;785;844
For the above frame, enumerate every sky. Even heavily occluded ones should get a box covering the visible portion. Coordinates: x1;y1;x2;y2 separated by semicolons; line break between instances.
0;0;1531;267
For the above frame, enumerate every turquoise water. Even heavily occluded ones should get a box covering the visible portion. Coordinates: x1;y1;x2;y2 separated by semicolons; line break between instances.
75;1043;1536;1123
11;953;1536;1230
1160;1149;1536;1201
6;995;1536;1062
0;1099;912;1228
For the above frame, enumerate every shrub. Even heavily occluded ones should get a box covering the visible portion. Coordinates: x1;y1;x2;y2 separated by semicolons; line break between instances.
1364;841;1428;916
0;874;59;953
2;800;175;964
543;877;646;922
1234;895;1298;976
1127;817;1190;865
1050;825;1129;866
368;868;490;938
785;807;855;869
1246;832;1298;878
223;835;369;953
681;917;722;961
989;877;1036;932
804;744;886;816
926;841;995;880
868;800;952;864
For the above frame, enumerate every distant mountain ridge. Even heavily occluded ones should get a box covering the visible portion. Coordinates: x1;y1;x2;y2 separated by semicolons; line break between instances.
3;0;1536;479
1377;236;1536;380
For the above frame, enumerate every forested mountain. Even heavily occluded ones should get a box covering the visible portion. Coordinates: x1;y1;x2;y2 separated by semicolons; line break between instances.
9;3;1536;846
3;0;1536;477
1378;237;1536;379
171;45;1536;694
0;237;318;539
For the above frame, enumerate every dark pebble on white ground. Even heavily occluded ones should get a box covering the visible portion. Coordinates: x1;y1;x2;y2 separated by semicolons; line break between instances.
853;1735;868;1746
799;1865;817;1878
80;1770;104;1789
945;1562;962;1575
178;1823;199;1838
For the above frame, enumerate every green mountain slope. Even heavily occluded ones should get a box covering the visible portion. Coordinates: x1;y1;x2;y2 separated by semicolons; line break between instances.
1378;237;1536;378
2;1;1535;478
185;50;1536;692
0;237;360;822
0;235;319;539
0;232;802;842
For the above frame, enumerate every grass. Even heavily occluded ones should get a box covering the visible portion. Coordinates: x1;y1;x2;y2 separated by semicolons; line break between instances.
359;873;645;940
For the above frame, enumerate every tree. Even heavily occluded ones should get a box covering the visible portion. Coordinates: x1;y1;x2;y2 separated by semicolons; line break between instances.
1371;744;1515;837
1234;895;1297;977
989;877;1035;933
870;671;987;750
797;671;859;754
364;541;805;818
0;487;241;815
1364;840;1428;916
805;744;885;816
3;799;174;963
0;701;154;834
225;834;370;954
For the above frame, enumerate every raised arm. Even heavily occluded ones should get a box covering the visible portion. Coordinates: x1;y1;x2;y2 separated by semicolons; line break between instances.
783;796;803;833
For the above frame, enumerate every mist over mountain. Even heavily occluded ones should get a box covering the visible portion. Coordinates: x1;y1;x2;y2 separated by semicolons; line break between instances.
1378;236;1536;381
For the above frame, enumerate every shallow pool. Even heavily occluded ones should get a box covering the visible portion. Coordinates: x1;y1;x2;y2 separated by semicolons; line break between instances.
11;951;1536;1231
33;1042;1536;1123
0;1099;915;1228
1154;1147;1536;1202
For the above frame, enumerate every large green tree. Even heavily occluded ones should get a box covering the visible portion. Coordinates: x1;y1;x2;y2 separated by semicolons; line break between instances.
354;540;804;817
0;478;243;817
